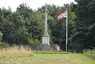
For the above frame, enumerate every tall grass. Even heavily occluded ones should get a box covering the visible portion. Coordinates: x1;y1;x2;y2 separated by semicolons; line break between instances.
0;45;33;58
83;49;95;58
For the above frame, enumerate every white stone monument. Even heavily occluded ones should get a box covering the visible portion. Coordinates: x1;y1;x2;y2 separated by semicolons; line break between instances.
42;4;50;50
55;44;60;51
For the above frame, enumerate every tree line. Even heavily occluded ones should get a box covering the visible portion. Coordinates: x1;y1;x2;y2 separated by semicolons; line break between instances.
0;0;95;49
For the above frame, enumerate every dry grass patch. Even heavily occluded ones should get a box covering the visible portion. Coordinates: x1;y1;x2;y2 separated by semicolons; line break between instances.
0;45;33;58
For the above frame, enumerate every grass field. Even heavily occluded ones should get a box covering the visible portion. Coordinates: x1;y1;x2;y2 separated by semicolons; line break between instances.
0;53;95;64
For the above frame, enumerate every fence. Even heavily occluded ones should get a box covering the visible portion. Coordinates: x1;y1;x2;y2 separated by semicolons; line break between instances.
68;43;83;53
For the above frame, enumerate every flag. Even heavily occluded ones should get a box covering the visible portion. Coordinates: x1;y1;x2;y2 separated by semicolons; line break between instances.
58;11;67;20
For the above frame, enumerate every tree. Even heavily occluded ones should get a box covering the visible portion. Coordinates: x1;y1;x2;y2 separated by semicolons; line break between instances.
71;0;95;48
17;3;33;19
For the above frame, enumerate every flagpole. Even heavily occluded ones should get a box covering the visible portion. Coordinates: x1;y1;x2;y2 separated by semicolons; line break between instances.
66;5;68;54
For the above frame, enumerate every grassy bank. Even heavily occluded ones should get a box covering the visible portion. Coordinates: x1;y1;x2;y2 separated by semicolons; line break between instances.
0;53;95;64
83;49;95;60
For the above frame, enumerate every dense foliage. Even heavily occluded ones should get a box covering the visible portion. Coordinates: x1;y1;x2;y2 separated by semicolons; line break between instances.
72;0;95;48
0;0;95;49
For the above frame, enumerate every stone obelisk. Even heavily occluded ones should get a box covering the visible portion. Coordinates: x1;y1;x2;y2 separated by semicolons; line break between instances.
42;4;50;50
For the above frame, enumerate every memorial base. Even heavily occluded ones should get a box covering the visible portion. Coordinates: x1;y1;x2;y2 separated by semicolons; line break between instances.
41;44;53;51
42;36;53;51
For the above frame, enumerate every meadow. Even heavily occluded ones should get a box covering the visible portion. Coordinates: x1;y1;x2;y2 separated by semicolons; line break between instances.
0;50;95;64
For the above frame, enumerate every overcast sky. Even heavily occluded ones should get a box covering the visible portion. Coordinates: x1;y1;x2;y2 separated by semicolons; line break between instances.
0;0;75;11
